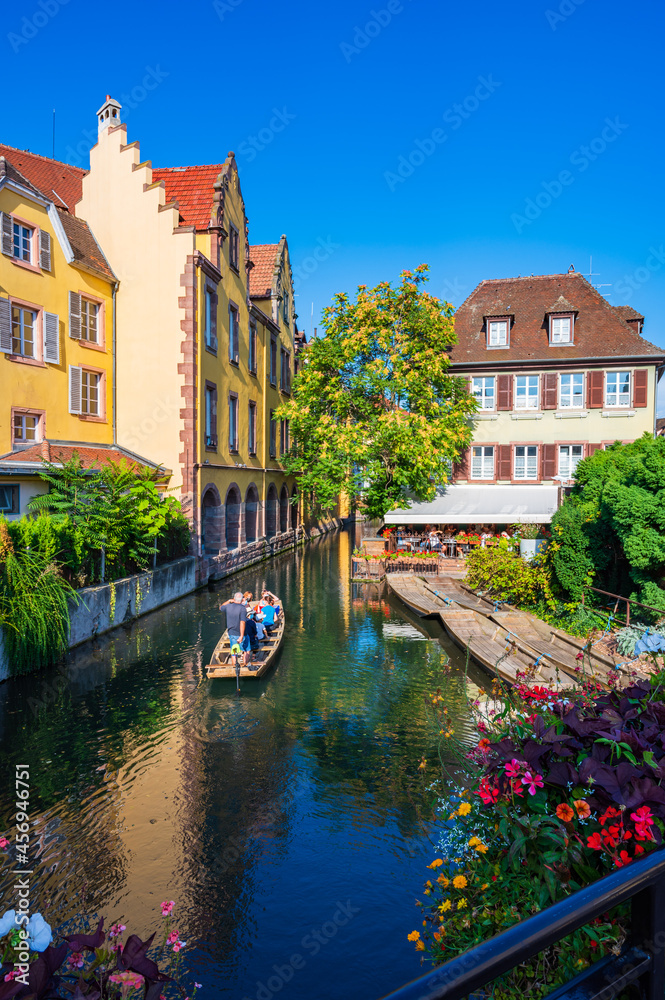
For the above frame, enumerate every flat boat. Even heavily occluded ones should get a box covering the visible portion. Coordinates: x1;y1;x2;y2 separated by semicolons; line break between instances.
205;602;285;680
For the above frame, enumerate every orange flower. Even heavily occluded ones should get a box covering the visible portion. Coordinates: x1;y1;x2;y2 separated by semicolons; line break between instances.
556;803;575;822
573;799;591;819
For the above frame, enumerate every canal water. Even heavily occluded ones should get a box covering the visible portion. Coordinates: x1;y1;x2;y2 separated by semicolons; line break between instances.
0;532;483;999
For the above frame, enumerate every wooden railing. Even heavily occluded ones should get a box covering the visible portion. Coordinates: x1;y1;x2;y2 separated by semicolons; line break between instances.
584;586;665;626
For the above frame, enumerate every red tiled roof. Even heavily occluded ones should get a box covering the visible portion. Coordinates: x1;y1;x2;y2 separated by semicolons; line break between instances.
452;272;664;366
249;243;280;297
0;442;163;472
56;208;115;281
151;164;223;230
613;305;644;322
0;144;84;212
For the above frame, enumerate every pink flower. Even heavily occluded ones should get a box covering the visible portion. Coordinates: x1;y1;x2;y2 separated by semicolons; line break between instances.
167;931;179;944
172;941;183;953
521;771;544;796
504;759;522;779
160;900;175;916
67;952;84;970
109;923;126;938
4;971;16;982
0;838;9;850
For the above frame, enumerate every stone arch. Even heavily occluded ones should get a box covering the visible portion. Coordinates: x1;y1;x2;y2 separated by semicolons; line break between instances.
201;484;223;555
290;485;299;530
225;483;242;550
279;484;289;533
266;483;278;539
245;483;260;544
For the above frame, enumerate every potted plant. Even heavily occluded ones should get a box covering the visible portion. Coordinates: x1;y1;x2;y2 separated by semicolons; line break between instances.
515;523;548;561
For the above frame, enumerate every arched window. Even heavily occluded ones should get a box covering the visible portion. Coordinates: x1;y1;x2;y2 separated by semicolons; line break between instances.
245;484;259;544
279;484;289;533
225;485;241;550
266;484;278;539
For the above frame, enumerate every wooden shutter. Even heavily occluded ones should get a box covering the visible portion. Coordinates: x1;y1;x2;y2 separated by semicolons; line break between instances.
0;297;11;353
542;444;556;480
39;230;52;271
69;291;81;339
587;443;602;457
542;373;558;409
498;444;511;480
0;213;12;256
43;312;60;364
211;387;218;448
633;369;648;407
587;370;604;408
210;290;218;351
497;373;513;410
452;447;470;481
69;365;82;414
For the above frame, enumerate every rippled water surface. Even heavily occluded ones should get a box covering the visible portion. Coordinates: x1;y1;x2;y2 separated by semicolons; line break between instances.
0;532;483;999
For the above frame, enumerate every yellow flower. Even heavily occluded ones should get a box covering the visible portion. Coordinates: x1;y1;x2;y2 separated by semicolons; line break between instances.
427;859;443;869
468;836;481;848
437;875;449;887
481;883;489;890
439;899;452;912
457;802;472;816
425;880;432;889
474;842;488;854
452;875;468;889
416;941;425;951
407;931;420;942
457;899;467;910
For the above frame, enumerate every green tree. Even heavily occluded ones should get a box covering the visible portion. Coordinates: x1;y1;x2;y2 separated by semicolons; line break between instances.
551;433;665;609
277;266;476;519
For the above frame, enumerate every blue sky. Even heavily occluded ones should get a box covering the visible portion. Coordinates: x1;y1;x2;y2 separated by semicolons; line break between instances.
2;0;664;408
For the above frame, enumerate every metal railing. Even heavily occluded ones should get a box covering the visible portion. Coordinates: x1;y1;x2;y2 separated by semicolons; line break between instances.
379;848;665;1000
584;586;665;627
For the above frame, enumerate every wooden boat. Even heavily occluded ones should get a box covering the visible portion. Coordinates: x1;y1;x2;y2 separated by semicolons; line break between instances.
423;578;500;616
489;609;645;682
437;607;580;689
386;573;460;618
205;602;285;680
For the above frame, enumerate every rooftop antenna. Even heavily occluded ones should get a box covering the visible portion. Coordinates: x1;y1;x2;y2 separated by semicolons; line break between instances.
311;301;314;337
52;109;55;159
583;255;612;293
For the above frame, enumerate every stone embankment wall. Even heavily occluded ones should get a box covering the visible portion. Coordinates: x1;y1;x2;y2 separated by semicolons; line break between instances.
0;519;342;680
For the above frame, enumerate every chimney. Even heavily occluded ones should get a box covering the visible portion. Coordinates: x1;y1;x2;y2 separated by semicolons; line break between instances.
96;95;122;136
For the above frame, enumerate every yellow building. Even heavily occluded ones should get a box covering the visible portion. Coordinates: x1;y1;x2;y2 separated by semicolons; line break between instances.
0;151;118;516
78;97;301;571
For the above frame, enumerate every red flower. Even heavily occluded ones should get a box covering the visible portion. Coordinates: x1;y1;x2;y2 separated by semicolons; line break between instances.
614;850;631;868
587;832;603;850
599;807;621;827
556;803;575;823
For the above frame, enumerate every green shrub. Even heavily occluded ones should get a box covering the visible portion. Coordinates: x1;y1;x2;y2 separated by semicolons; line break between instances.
466;541;555;609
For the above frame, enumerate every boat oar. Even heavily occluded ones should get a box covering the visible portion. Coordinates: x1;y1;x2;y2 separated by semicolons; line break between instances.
231;642;242;695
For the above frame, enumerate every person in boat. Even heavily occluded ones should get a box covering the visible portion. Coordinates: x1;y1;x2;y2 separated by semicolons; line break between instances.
244;612;261;667
259;596;280;633
242;591;253;606
221;592;250;666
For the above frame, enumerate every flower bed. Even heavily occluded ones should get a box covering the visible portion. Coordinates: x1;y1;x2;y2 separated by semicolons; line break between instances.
0;900;198;999
410;672;665;996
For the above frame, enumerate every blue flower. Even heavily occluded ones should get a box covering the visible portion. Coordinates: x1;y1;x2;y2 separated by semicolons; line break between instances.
0;910;16;937
27;914;52;952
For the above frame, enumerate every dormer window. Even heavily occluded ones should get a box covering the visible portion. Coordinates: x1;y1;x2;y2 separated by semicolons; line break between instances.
550;314;574;344
486;316;510;348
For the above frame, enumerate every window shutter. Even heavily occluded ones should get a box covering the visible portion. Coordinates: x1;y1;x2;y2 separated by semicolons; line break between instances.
210;290;218;351
587;371;604;408
69;365;82;414
587;443;602;457
211;387;218;448
69;291;81;339
542;373;558;409
497;373;513;410
0;213;12;256
542;444;556;480
43;312;60;364
0;297;11;353
39;230;52;271
498;444;511;480
452;448;470;481
633;369;648;407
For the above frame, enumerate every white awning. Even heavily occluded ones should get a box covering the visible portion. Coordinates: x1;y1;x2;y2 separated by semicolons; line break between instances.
385;485;559;525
